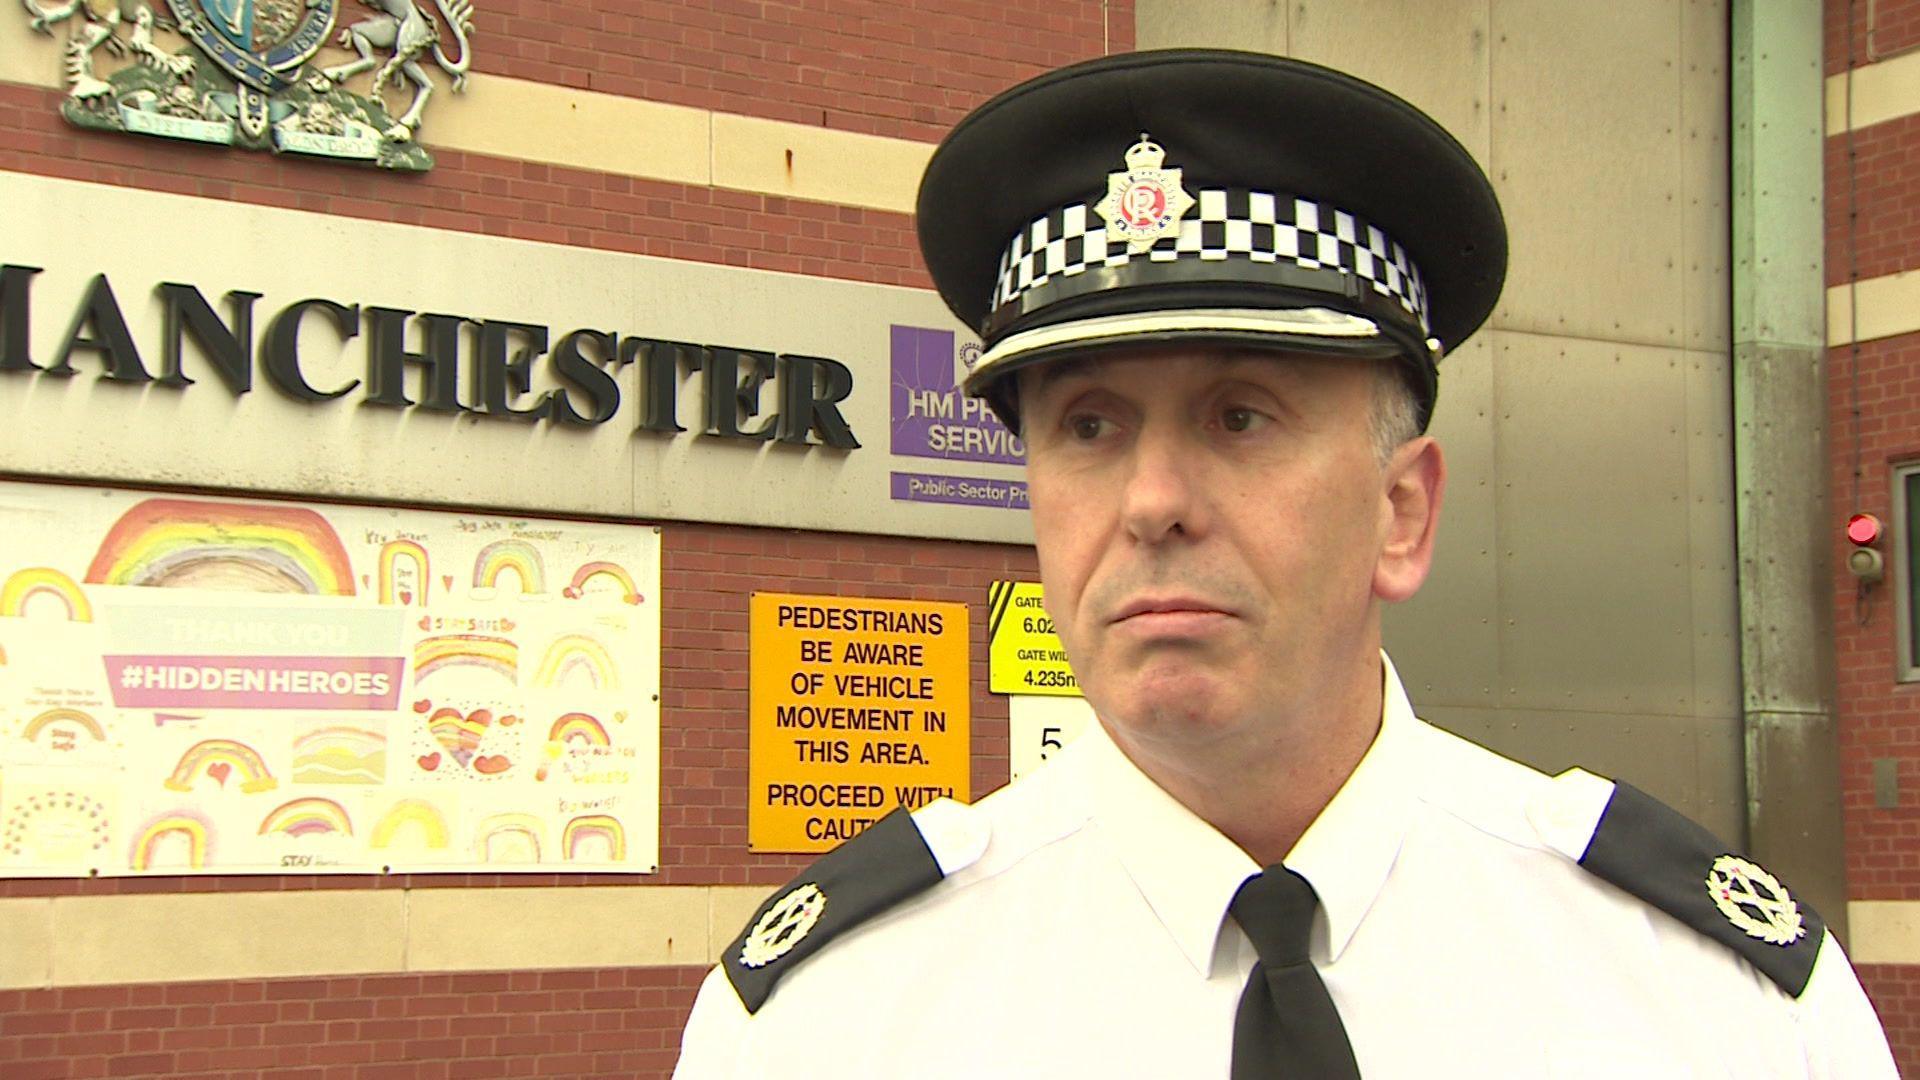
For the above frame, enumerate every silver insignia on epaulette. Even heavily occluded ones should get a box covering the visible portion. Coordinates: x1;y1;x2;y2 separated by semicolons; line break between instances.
741;882;828;968
1705;854;1806;947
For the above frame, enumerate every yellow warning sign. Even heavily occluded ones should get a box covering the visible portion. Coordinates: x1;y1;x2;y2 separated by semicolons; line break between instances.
987;581;1080;696
749;592;970;853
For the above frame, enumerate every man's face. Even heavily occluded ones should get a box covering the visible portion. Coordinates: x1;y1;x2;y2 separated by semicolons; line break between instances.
1019;346;1407;751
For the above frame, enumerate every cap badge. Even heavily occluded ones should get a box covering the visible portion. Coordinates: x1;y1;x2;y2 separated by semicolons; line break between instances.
740;882;828;968
1704;854;1806;947
1094;133;1196;253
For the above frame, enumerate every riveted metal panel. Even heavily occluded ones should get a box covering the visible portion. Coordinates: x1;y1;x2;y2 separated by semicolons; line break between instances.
1385;334;1500;710
1691;708;1746;847
1493;332;1694;716
1686;349;1742;717
1489;1;1684;347
1291;0;1492;168
1681;0;1732;353
1135;0;1289;52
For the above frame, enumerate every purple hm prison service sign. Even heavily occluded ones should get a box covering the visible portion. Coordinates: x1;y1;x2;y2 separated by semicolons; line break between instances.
889;325;1027;511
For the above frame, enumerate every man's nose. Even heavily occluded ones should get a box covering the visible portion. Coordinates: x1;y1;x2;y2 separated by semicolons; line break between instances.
1120;424;1200;544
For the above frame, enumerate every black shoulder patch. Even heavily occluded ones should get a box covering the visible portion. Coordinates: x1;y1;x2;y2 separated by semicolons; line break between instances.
1579;780;1825;997
722;807;945;1014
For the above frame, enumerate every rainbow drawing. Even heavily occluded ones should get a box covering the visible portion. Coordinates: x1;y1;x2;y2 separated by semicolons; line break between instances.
563;561;642;604
258;797;353;838
378;540;430;607
413;634;518;686
0;567;92;621
425;706;494;767
532;634;620;692
291;726;386;784
162;738;278;794
2;790;111;864
22;708;106;744
561;814;626;861
369;799;450;850
475;813;543;863
472;540;545;595
548;712;611;747
84;498;355;594
129;811;212;871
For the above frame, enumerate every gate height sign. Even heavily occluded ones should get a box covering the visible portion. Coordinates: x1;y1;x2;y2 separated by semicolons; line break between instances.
749;593;969;852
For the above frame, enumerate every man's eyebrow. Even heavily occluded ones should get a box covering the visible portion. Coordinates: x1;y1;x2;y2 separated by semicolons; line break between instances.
1029;356;1095;392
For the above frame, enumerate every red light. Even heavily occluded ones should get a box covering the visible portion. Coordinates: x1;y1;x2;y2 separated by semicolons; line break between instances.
1848;513;1883;546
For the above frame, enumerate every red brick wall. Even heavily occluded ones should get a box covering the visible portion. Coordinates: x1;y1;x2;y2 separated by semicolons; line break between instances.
0;966;708;1079
1828;0;1920;1070
657;525;1033;884
1861;964;1920;1071
1828;334;1920;905
1824;113;1920;286
1828;0;1920;74
0;83;931;289
477;0;1135;142
0;1;1117;1074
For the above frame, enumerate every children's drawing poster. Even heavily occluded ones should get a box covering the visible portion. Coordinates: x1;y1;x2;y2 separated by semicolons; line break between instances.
0;480;661;876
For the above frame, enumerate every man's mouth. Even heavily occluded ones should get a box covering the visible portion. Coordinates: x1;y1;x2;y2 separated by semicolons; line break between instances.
1111;596;1236;624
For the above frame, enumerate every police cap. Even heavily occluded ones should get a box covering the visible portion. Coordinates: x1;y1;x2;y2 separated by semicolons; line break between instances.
916;48;1506;432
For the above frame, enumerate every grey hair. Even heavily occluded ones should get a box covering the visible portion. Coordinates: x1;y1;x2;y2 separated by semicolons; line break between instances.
1368;362;1422;465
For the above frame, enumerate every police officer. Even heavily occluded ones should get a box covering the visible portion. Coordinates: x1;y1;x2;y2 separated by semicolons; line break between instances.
674;49;1897;1077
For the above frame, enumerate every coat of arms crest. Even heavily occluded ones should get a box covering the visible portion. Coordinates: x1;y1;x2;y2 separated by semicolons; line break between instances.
20;0;476;170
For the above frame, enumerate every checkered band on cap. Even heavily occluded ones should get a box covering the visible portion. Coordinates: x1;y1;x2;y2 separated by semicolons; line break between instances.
990;189;1429;337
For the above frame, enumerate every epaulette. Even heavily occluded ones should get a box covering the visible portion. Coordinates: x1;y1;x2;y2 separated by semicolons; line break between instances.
722;799;988;1014
1529;769;1825;997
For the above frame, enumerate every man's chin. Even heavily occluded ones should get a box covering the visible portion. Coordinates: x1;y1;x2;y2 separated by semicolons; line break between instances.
1096;676;1251;740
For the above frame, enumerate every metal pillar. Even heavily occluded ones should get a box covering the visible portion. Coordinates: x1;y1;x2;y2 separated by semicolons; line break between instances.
1731;0;1848;941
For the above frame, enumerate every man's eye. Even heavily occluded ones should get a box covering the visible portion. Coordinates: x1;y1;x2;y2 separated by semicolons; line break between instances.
1069;415;1109;440
1221;407;1263;432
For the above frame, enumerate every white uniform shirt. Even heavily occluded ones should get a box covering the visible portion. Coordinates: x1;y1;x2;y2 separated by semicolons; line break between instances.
676;659;1895;1078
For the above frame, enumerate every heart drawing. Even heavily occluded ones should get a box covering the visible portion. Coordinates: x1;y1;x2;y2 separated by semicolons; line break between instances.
425;707;507;769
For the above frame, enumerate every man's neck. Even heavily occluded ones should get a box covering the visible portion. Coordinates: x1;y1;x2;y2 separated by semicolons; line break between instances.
1102;654;1385;867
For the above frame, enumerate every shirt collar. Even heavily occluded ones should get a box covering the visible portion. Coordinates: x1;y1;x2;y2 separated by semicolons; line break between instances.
1084;652;1420;976
1284;652;1419;963
1084;718;1259;978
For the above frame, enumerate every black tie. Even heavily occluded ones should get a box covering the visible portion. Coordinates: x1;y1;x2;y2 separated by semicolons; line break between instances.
1229;866;1361;1079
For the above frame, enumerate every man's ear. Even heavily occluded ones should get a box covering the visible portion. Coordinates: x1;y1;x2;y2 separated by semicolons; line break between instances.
1373;436;1445;603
